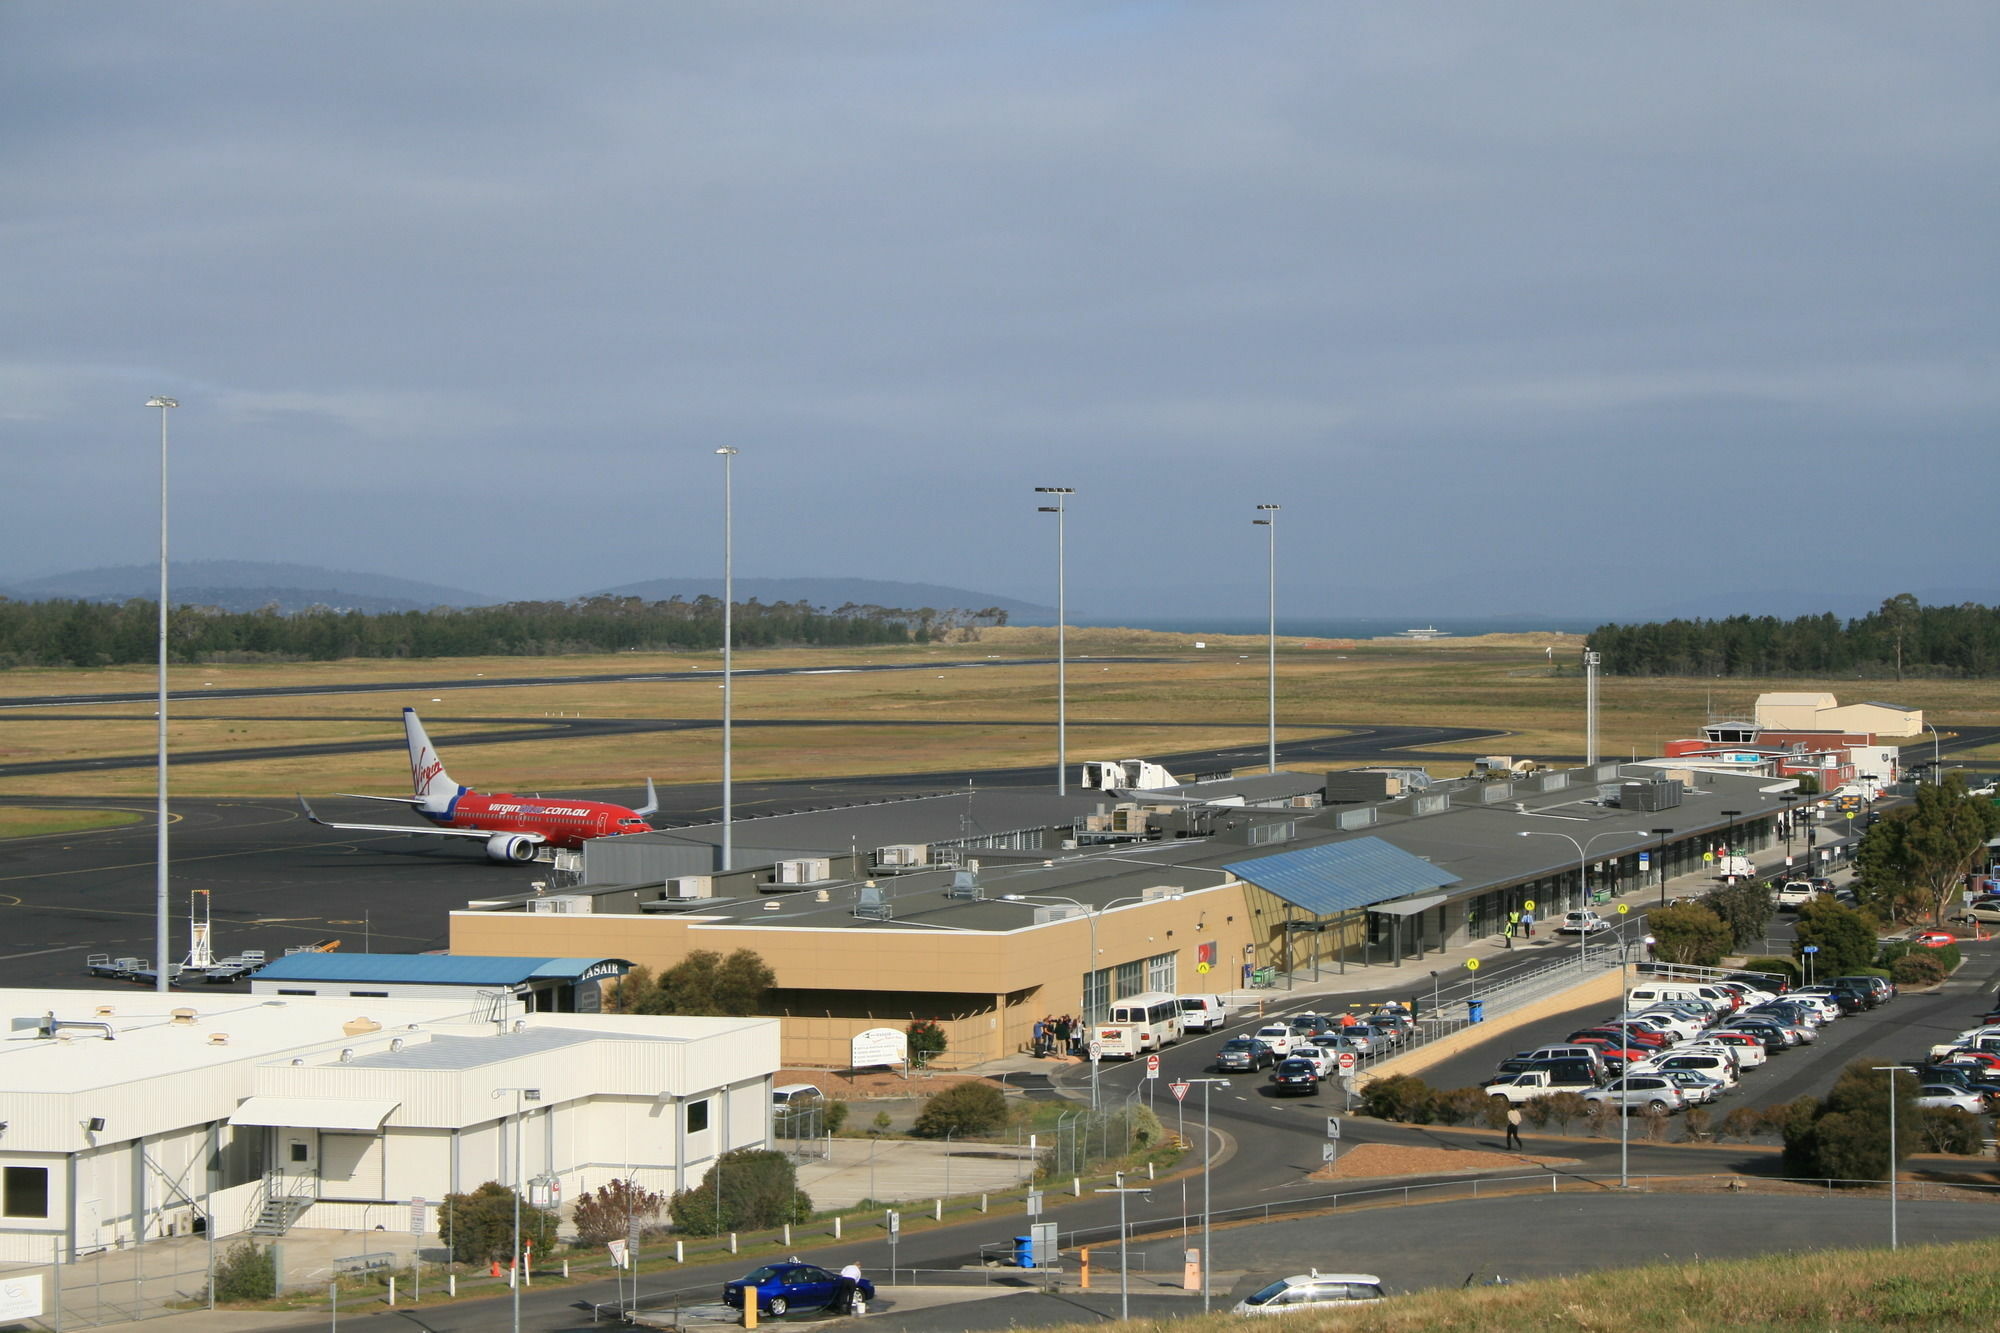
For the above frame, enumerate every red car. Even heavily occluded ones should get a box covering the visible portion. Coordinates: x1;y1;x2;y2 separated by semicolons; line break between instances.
1571;1026;1668;1049
1941;1050;2000;1073
1568;1036;1649;1065
1916;930;1958;948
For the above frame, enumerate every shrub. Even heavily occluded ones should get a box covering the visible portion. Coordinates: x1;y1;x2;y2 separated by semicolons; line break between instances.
1641;1106;1670;1142
1480;1093;1513;1131
1890;953;1947;987
1918;1107;1984;1155
213;1240;275;1302
911;1081;1009;1138
871;1111;892;1134
1648;903;1732;967
1585;1101;1617;1139
572;1179;667;1246
1681;1106;1713;1142
1718;1106;1765;1143
1742;956;1800;986
1541;1092;1592;1134
907;1019;947;1066
443;1182;559;1264
1793;901;1882;976
1358;1074;1432;1122
1518;1096;1555;1130
822;1099;851;1134
1430;1087;1484;1127
668;1150;811;1236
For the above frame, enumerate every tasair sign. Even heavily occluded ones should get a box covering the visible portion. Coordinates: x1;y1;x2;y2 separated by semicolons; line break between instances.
851;1027;908;1068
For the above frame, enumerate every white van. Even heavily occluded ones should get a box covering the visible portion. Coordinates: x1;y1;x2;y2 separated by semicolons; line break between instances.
1178;995;1228;1032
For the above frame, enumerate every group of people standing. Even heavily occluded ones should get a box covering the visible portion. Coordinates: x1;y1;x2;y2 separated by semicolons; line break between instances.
1030;1013;1083;1057
1502;907;1536;947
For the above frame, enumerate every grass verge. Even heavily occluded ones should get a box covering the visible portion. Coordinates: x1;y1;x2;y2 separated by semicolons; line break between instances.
0;806;145;838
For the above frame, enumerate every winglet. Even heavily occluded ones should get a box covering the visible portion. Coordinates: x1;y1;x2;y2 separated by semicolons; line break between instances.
633;776;658;818
297;794;327;827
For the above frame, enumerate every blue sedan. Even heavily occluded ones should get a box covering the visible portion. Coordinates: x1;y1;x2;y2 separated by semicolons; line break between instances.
723;1263;873;1317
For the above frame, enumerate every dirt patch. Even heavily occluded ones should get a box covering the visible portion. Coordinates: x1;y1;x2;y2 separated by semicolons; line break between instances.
779;1067;1007;1100
1308;1142;1580;1180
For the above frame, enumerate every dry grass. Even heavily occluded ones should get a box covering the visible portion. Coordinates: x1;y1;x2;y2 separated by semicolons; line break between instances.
2;630;1993;800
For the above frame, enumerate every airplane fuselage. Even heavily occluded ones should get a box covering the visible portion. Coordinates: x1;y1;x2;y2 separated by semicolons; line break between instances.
425;791;653;849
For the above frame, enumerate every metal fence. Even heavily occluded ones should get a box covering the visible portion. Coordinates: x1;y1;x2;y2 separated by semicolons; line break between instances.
0;1230;217;1330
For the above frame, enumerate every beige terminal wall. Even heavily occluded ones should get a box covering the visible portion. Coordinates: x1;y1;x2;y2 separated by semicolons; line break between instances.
449;883;1257;1068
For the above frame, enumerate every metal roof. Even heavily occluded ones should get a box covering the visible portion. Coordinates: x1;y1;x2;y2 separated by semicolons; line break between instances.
231;1096;400;1131
1223;837;1461;916
338;1025;674;1072
249;954;629;986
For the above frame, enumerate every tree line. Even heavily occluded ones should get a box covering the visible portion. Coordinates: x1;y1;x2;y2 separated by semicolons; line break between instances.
1588;594;2000;678
0;594;1012;668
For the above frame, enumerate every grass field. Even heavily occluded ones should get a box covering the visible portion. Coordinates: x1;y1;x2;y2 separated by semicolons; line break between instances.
1;627;1993;799
0;807;146;838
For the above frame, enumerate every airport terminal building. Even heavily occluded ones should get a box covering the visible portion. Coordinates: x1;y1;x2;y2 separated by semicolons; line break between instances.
448;762;1807;1066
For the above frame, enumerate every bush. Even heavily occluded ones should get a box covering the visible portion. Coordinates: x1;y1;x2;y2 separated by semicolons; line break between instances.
1793;901;1882;976
668;1150;812;1235
911;1081;1009;1138
443;1182;559;1264
572;1179;667;1246
1430;1087;1483;1127
822;1099;851;1134
1718;1106;1765;1143
1781;1062;1921;1185
907;1019;947;1066
1541;1092;1592;1134
1681;1106;1713;1141
1648;903;1732;967
213;1240;275;1302
1358;1074;1432;1122
1918;1107;1985;1155
1890;953;1947;987
1742;956;1800;986
1479;1092;1513;1130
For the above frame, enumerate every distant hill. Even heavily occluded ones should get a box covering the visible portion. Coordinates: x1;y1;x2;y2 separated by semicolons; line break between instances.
594;577;1053;620
2;561;496;614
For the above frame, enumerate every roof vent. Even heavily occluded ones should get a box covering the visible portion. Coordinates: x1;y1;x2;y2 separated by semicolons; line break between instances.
207;1033;229;1046
342;1018;382;1037
170;1008;197;1026
338;1048;353;1062
94;1005;115;1018
390;1037;405;1052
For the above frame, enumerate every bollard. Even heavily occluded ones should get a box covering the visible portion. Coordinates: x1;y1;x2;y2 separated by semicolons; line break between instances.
833;1217;842;1240
783;1224;791;1246
388;1275;395;1306
730;1232;739;1253
1080;1247;1091;1290
744;1293;758;1329
562;1259;570;1278
1072;1177;1081;1197
675;1240;684;1263
448;1274;456;1297
1147;1162;1154;1181
934;1199;942;1221
981;1193;988;1213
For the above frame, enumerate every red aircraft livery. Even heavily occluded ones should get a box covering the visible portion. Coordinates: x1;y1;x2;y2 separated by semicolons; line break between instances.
300;707;657;863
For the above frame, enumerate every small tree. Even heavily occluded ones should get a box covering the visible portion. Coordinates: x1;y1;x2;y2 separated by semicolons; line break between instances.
1918;1107;1984;1155
911;1081;1009;1138
1782;1062;1919;1185
1717;1106;1765;1143
572;1178;667;1246
1857;773;2000;924
442;1182;559;1265
1542;1092;1591;1134
1793;900;1881;976
1648;903;1732;966
1741;956;1800;987
1890;952;1947;988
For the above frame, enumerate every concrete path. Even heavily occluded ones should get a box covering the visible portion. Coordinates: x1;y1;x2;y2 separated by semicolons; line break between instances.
794;1138;1037;1210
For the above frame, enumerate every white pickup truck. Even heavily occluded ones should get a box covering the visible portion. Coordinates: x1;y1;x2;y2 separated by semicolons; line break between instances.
1485;1068;1599;1103
1776;880;1819;909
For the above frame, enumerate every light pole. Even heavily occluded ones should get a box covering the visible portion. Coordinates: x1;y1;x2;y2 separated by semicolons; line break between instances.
1182;1076;1230;1311
1872;1065;1914;1248
1720;809;1743;875
1926;723;1942;782
147;395;177;993
716;448;738;871
1000;890;1179;1110
1651;827;1675;905
490;1087;541;1333
1254;504;1279;772
1517;829;1641;962
1094;1175;1149;1321
1779;795;1799;861
1034;487;1073;794
1614;938;1647;1188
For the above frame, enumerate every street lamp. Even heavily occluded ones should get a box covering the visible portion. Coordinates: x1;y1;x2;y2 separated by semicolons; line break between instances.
1181;1076;1231;1312
1000;890;1179;1109
1517;829;1641;962
1926;723;1942;782
1720;809;1743;874
147;395;178;994
490;1087;542;1333
1034;488;1074;794
1779;795;1799;861
1093;1175;1150;1321
1871;1066;1914;1249
716;448;738;871
1253;505;1279;773
1651;827;1675;905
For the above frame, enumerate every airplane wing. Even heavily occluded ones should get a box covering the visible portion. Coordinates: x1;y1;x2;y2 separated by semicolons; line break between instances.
334;793;429;806
634;777;658;818
297;796;545;844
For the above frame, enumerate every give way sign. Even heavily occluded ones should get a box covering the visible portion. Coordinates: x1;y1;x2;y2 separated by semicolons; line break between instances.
1170;1080;1190;1103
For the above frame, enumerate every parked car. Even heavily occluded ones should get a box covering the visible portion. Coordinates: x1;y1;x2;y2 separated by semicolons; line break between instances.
1695;1030;1768;1066
1487;1066;1601;1103
1910;1065;2000;1109
1216;1037;1277;1072
1583;1075;1686;1116
1653;1069;1726;1104
1914;1085;1986;1115
1233;1271;1386;1316
1950;903;2000;926
1711;1023;1795;1051
1571;1026;1668;1050
1270;1058;1322;1096
1635;1050;1739;1090
1776;880;1819;909
723;1263;873;1317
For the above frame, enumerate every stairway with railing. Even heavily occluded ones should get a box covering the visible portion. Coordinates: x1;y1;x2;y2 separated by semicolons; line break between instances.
249;1171;317;1236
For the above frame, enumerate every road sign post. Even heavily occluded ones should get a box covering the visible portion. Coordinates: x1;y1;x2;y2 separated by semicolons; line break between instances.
1146;1054;1160;1080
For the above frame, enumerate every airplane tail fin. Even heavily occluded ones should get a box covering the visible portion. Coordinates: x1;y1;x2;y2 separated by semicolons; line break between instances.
403;708;461;811
634;777;658;818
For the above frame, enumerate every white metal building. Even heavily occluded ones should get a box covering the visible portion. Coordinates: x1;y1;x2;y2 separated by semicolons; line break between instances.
0;989;777;1264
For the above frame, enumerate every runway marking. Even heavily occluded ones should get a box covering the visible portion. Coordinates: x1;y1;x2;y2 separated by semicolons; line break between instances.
0;945;84;961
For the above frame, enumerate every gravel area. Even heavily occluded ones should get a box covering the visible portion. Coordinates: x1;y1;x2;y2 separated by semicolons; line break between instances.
1309;1142;1580;1180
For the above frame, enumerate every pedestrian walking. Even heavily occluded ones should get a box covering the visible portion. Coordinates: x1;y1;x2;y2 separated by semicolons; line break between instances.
1505;1106;1523;1151
1521;908;1535;938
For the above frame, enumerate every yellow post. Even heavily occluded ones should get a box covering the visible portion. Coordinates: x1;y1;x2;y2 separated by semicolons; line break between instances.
744;1296;758;1329
1079;1246;1090;1290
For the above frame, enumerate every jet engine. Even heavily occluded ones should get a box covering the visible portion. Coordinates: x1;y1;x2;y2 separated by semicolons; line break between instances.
484;833;540;864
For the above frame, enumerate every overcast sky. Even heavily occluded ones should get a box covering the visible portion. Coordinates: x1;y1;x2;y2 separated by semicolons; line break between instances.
4;3;1995;620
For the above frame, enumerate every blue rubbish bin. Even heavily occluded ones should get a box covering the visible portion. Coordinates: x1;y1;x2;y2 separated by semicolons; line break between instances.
1014;1235;1036;1268
1467;999;1485;1024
